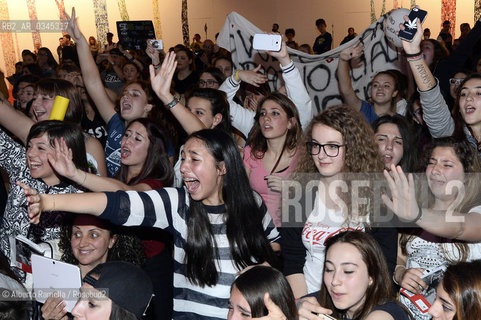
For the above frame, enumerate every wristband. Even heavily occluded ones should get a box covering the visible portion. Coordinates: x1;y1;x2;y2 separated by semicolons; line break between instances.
407;53;424;62
165;97;179;109
234;70;241;82
411;208;423;223
404;50;423;57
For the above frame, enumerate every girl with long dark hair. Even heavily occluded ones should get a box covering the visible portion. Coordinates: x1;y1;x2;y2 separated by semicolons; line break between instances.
20;129;279;319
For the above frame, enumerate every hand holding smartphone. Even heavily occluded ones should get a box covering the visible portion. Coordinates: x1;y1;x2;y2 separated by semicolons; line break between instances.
398;8;428;42
253;34;282;51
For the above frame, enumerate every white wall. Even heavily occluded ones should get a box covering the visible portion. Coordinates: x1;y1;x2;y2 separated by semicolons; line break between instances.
0;0;475;79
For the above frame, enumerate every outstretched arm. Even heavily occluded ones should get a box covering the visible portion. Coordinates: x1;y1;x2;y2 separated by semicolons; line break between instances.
382;164;481;241
19;181;107;224
267;38;313;130
337;41;364;111
150;51;205;135
65;8;116;124
49;138;150;191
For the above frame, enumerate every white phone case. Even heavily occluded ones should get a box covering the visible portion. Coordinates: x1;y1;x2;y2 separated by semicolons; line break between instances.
253;34;281;51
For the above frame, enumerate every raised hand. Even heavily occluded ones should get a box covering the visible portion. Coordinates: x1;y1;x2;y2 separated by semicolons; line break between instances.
238;65;268;87
150;50;177;104
63;8;83;43
48;138;81;182
266;36;290;66
381;164;420;222
400;8;424;54
339;41;364;61
145;39;162;65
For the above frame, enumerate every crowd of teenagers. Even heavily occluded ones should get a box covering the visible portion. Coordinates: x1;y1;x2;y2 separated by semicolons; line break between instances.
1;5;481;320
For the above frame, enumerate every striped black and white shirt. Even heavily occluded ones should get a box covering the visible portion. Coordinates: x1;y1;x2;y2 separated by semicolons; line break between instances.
100;187;280;319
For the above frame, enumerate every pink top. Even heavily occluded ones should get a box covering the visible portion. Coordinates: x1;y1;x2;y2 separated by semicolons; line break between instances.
243;145;300;227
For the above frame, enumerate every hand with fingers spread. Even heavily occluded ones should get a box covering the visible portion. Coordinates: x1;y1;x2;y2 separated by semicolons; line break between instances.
298;296;333;320
381;164;420;222
48;138;82;182
41;294;68;320
150;51;177;104
17;181;44;224
398;267;427;295
252;293;288;320
238;65;268;87
339;41;364;62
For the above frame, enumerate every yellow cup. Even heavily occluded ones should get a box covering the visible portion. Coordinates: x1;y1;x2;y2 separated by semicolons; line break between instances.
49;96;70;121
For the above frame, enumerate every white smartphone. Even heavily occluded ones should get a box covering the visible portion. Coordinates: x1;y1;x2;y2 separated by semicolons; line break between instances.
150;39;163;50
253;34;281;51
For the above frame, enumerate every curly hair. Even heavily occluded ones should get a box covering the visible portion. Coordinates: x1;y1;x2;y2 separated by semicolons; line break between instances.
248;92;302;160
295;104;383;175
59;214;145;266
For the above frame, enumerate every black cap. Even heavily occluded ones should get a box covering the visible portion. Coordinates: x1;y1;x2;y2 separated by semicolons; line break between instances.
83;262;153;319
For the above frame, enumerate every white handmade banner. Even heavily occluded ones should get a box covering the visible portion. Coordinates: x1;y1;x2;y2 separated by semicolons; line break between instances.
217;11;402;114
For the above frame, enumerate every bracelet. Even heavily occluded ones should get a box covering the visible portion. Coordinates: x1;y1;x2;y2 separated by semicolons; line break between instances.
165;97;179;109
234;70;241;82
407;53;424;62
411;208;423;223
81;171;87;186
404;50;422;57
393;265;406;285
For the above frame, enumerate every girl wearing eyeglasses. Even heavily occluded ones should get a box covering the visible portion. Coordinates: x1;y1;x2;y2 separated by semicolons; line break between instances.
198;67;225;89
281;105;386;300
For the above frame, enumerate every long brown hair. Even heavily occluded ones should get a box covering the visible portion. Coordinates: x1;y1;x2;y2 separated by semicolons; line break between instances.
442;260;481;320
248;92;302;160
319;231;395;319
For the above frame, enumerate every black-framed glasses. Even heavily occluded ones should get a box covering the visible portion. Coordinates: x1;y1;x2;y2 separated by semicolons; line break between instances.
306;141;345;157
199;79;218;87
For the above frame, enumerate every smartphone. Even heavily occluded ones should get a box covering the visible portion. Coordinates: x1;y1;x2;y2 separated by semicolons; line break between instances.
253;34;281;51
398;8;428;42
150;39;163;50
